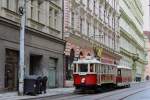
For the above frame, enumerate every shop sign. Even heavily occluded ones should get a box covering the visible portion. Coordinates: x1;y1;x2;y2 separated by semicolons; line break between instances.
93;46;103;58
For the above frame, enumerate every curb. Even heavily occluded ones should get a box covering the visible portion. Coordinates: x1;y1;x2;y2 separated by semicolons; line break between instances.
20;92;74;100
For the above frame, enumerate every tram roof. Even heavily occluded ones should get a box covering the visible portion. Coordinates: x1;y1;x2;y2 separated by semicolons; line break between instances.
117;65;131;70
73;58;101;64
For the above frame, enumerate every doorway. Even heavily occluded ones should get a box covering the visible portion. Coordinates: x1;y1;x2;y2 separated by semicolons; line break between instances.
48;58;57;88
5;49;19;91
66;49;75;80
29;54;42;75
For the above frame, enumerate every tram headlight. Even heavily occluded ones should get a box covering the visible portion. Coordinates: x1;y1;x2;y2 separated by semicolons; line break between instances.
81;78;85;83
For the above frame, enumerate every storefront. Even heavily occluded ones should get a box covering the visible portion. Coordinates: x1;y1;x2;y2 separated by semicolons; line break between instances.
64;41;94;81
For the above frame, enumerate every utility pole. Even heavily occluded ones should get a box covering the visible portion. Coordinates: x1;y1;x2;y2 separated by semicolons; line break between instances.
18;0;26;95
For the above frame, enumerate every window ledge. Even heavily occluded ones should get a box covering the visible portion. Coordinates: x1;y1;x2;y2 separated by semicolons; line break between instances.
2;7;19;16
28;18;45;27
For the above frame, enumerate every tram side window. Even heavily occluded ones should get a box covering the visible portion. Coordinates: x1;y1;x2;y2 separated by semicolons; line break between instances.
104;65;106;74
74;64;76;72
118;69;121;76
95;64;98;73
78;64;88;72
90;64;94;72
111;67;113;74
101;65;104;74
108;66;110;74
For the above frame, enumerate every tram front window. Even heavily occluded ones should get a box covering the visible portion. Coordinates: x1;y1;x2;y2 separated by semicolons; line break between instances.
78;64;88;72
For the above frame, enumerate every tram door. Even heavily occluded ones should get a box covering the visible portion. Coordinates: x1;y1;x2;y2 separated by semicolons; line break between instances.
48;58;57;88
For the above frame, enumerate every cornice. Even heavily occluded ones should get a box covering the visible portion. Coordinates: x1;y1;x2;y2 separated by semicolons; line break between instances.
120;8;144;38
120;28;145;51
0;16;65;45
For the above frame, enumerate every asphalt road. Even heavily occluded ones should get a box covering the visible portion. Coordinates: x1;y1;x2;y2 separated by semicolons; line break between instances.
28;81;150;100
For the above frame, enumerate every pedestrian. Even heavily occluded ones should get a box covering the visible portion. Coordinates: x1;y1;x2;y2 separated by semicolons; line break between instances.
42;76;48;93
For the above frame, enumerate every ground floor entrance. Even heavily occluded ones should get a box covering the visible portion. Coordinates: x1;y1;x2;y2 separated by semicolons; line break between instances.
0;21;65;91
29;54;42;75
5;49;19;91
48;58;57;88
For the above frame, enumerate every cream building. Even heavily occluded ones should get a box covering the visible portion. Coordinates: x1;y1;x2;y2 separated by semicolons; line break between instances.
144;31;150;80
64;0;121;85
0;0;65;91
120;0;147;81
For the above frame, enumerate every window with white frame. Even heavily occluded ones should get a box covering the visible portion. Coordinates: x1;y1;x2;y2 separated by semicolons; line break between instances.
15;0;19;12
31;0;34;19
104;10;106;23
80;17;83;33
6;0;10;9
112;17;114;29
71;12;74;29
93;26;96;39
93;0;96;14
99;4;101;18
103;32;106;44
108;14;110;26
87;0;90;8
111;35;114;49
38;1;42;22
87;21;90;36
99;29;102;43
101;6;104;21
6;0;19;12
54;10;59;28
49;7;53;27
113;18;116;29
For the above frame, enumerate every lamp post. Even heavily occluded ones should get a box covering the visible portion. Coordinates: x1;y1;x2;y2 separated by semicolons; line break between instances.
18;0;26;95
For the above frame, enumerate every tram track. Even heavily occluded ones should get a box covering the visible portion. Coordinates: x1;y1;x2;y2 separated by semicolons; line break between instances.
72;82;150;100
29;82;150;100
93;87;150;100
93;82;150;100
119;88;150;100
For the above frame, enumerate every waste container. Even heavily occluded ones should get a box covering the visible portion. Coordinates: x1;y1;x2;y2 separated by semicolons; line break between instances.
24;75;42;95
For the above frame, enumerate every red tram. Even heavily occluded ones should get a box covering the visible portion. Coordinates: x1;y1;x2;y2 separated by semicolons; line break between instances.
116;66;132;87
73;57;132;91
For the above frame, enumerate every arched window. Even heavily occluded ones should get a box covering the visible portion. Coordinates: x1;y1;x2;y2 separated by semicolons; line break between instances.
70;49;75;63
87;53;91;56
80;52;83;56
79;51;83;59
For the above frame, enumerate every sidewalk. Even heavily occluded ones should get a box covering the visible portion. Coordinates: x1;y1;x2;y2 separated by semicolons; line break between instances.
0;88;75;100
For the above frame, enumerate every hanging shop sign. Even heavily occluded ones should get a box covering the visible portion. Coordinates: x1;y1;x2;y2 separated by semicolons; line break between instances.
93;45;103;58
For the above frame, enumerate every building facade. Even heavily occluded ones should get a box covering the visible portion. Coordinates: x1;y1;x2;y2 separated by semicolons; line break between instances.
64;0;121;85
0;0;65;91
120;0;147;81
144;31;150;80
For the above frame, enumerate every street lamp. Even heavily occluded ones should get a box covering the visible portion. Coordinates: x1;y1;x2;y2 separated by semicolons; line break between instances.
18;0;26;95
